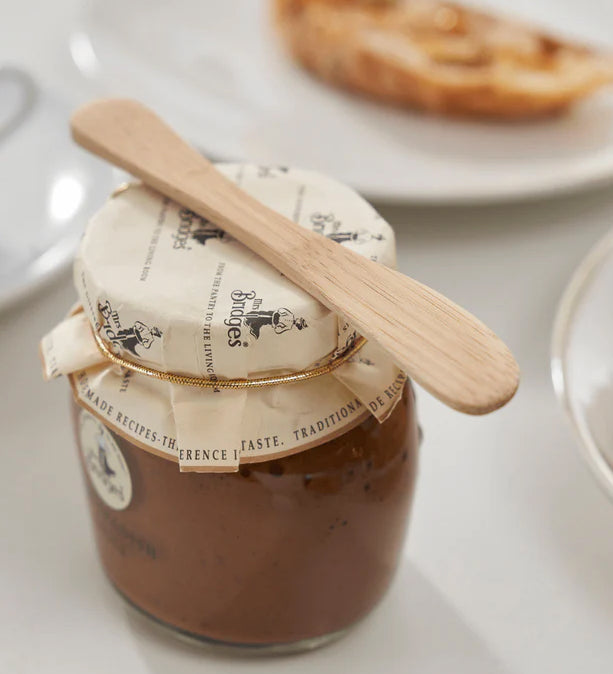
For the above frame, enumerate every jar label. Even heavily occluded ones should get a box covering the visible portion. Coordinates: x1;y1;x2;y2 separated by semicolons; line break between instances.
79;410;133;510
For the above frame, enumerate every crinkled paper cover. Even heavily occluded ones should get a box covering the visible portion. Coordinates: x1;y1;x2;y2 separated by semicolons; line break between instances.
41;164;406;471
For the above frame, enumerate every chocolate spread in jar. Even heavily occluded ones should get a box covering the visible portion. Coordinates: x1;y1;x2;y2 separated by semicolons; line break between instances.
72;383;419;646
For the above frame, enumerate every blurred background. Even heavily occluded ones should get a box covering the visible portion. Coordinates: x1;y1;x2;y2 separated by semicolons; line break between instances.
2;1;613;672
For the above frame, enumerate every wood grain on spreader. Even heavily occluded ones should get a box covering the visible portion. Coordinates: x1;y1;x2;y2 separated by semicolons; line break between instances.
71;99;519;415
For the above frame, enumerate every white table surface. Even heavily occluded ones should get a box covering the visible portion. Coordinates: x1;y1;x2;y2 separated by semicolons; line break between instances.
2;2;613;673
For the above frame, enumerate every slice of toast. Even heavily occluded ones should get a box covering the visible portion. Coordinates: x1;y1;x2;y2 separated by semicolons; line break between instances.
273;0;613;118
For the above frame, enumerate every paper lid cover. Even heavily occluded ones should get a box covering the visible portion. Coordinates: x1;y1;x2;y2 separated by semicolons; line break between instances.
75;164;396;380
41;164;407;472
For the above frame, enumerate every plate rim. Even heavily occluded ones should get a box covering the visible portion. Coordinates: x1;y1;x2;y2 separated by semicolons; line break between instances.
551;226;613;501
0;231;79;314
288;156;613;205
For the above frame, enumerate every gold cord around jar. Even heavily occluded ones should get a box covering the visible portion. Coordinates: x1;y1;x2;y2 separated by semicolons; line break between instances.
92;329;367;389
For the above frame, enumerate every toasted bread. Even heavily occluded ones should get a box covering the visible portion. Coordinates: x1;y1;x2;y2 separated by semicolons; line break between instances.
273;0;613;118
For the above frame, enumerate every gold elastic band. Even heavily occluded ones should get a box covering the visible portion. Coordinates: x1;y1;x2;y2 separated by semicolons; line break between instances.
92;329;367;389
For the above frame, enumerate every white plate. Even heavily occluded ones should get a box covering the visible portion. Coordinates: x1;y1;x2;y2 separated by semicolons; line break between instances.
552;228;613;501
71;0;613;204
0;68;114;312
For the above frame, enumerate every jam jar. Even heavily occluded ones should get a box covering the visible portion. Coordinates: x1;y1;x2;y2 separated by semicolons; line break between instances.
42;164;421;653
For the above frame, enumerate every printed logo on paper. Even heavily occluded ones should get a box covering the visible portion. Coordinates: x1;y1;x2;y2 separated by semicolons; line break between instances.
257;165;289;178
310;212;385;245
98;300;162;357
329;322;359;361
173;207;229;250
79;410;132;511
225;289;308;347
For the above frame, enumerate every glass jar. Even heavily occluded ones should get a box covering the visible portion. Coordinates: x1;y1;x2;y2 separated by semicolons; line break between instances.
40;163;421;654
71;382;419;653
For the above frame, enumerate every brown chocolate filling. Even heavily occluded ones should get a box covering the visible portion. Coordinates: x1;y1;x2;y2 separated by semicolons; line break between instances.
72;383;419;646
